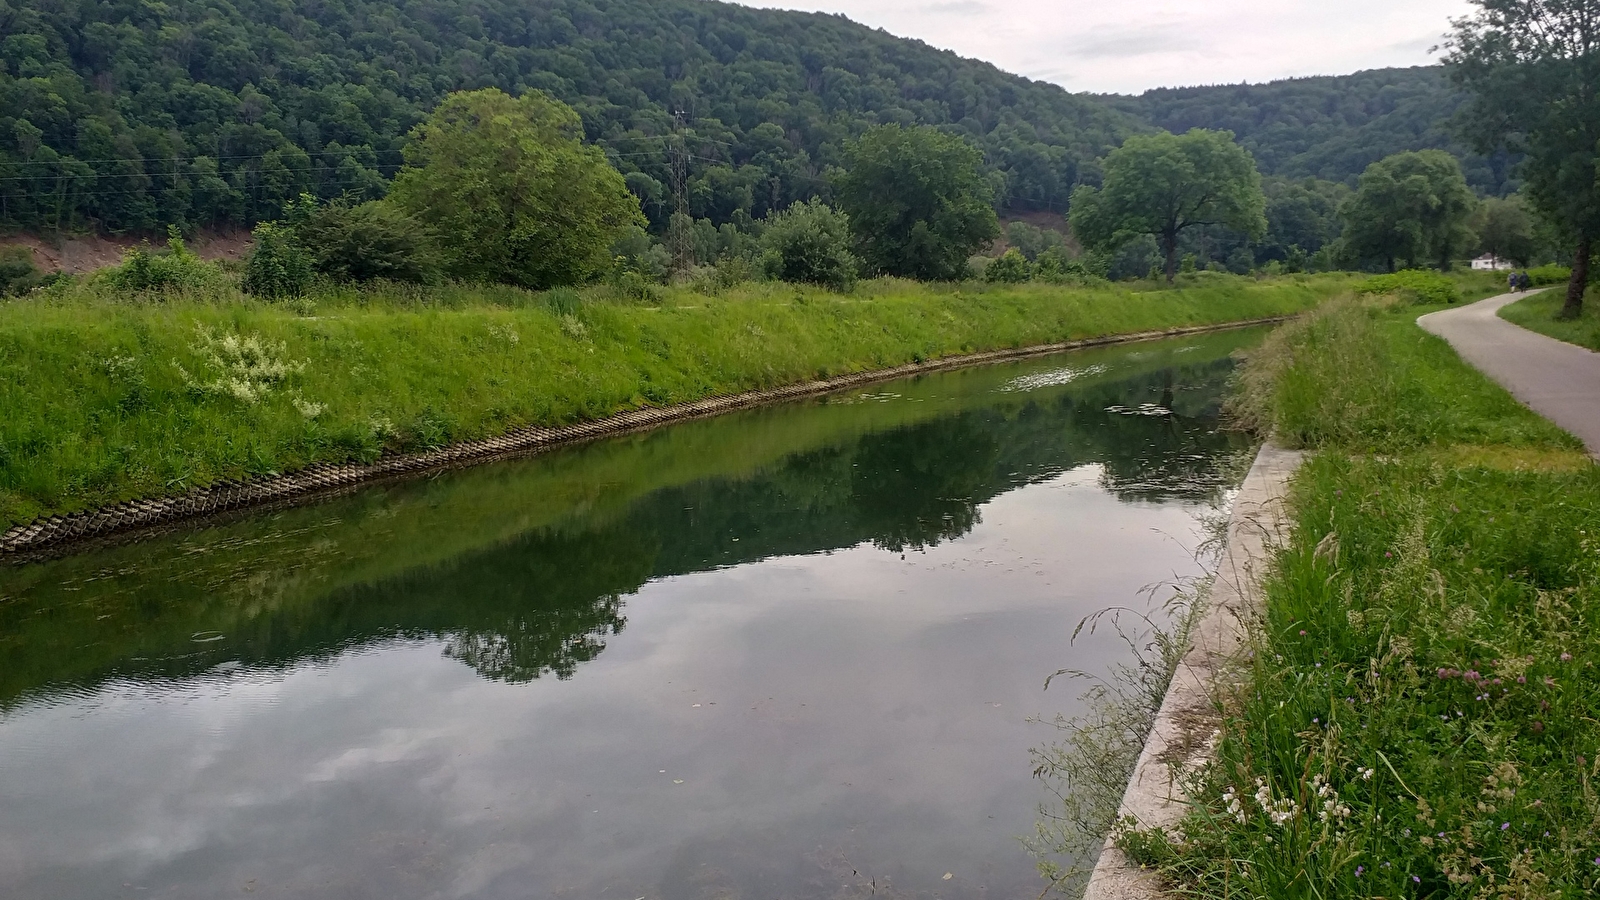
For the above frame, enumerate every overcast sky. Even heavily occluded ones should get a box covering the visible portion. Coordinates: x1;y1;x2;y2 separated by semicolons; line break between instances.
741;0;1476;95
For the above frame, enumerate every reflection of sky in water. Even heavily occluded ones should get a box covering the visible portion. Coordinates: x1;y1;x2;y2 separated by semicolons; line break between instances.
0;331;1263;899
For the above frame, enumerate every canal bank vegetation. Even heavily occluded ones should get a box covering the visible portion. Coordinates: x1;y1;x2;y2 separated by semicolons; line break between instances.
1100;296;1600;896
0;273;1349;532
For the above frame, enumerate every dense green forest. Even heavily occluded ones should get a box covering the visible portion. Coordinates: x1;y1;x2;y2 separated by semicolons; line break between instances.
1;0;1484;239
1111;68;1516;196
0;0;1126;234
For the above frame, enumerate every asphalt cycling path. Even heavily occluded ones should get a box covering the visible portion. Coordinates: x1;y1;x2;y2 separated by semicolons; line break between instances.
1418;292;1600;457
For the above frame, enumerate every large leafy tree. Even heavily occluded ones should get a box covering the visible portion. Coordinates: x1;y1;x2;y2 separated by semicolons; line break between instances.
1476;195;1538;266
388;89;643;288
1070;129;1265;284
1338;150;1478;273
1446;0;1600;316
833;125;1000;281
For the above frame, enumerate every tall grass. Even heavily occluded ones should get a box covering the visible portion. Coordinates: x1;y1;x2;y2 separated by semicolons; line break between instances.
1229;298;1577;453
0;274;1350;530
1117;299;1600;898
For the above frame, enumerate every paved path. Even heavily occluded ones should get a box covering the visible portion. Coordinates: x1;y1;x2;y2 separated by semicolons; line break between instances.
1418;292;1600;456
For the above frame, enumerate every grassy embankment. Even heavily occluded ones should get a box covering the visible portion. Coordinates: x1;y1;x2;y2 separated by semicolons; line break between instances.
0;273;1356;532
1501;288;1600;351
1116;297;1600;896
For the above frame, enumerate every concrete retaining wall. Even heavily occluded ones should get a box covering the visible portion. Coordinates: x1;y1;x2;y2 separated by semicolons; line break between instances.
1081;443;1303;900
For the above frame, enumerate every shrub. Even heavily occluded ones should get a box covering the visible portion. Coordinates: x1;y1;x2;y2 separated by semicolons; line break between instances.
1527;263;1572;286
984;248;1032;283
758;199;858;292
689;256;753;295
295;200;439;284
242;221;314;299
0;246;41;295
107;227;227;294
608;267;661;303
1034;248;1107;284
1353;269;1460;304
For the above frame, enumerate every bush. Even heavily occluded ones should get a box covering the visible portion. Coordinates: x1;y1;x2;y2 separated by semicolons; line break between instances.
1034;248;1107;284
296;200;439;284
107;227;227;294
1528;263;1572;286
0;246;41;295
984;248;1032;283
758;200;858;292
1353;269;1460;304
242;222;314;299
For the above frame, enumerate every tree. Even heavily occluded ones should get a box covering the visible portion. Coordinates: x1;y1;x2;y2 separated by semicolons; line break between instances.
242;222;313;299
297;200;440;284
387;88;644;289
1338;151;1477;273
984;249;1032;283
758;200;859;292
833;125;1000;281
1069;129;1265;284
1447;0;1600;316
1257;177;1349;263
1475;195;1537;266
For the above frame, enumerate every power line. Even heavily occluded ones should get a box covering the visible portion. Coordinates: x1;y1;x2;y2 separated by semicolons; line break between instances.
0;163;407;183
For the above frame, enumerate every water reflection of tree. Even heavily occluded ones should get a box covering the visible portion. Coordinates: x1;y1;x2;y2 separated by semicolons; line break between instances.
433;532;646;681
849;416;1000;553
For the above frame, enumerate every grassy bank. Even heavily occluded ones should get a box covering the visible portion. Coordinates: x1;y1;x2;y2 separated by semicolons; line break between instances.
1501;288;1600;351
1117;298;1599;897
0;273;1351;531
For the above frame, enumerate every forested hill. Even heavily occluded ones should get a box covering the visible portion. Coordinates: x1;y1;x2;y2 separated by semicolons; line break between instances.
0;0;1127;234
1111;67;1513;196
2;0;1486;237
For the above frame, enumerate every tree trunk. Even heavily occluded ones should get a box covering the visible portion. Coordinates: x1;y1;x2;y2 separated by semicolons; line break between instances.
1563;233;1589;320
1163;231;1178;284
1386;255;1395;274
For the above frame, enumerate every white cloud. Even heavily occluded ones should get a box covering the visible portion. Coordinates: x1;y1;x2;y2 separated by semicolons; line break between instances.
740;0;1475;94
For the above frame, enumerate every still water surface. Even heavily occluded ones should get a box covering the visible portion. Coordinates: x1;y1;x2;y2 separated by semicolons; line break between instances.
0;330;1262;899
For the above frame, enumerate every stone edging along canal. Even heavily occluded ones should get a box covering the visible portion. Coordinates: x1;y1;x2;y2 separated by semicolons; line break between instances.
0;315;1294;562
1082;442;1304;900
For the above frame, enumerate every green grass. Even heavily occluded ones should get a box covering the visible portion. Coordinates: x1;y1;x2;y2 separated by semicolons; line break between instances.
0;273;1352;531
1501;288;1600;352
1123;299;1600;897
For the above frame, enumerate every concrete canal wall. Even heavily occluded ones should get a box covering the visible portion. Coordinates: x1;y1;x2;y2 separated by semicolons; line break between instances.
1082;442;1303;900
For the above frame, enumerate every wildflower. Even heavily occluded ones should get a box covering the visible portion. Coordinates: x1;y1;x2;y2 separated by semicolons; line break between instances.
1562;652;1573;662
1222;786;1245;824
1299;630;1307;636
1359;767;1376;781
1502;822;1510;830
1355;866;1364;877
1414;876;1422;883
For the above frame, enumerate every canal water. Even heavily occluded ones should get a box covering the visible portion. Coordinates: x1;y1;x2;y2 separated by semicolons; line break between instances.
0;329;1263;899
